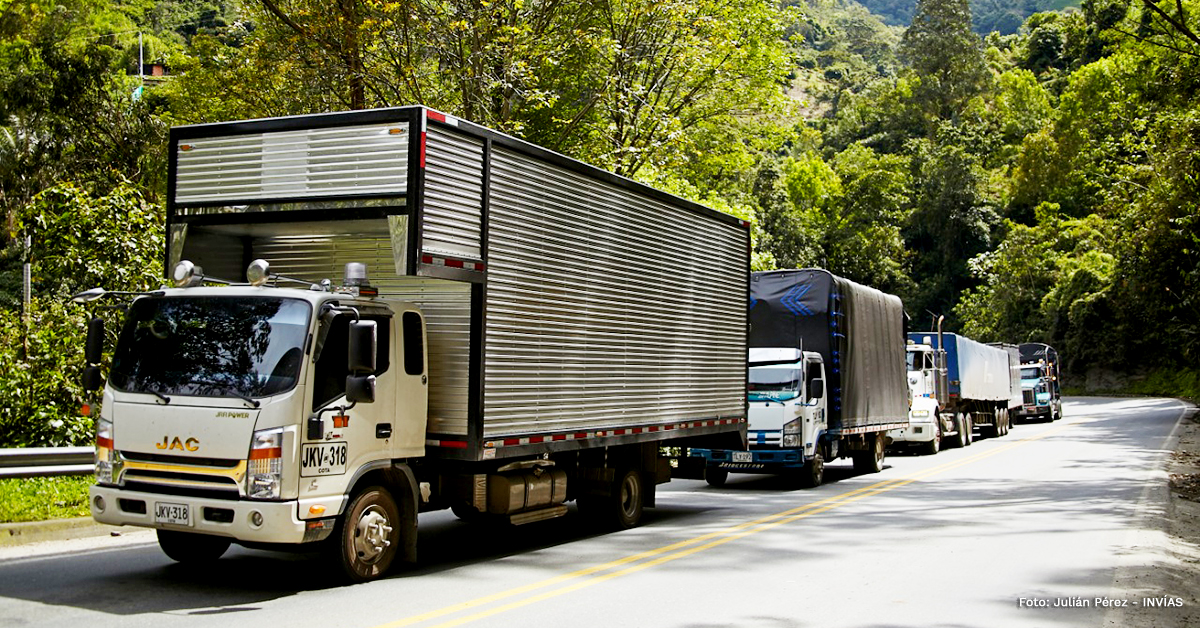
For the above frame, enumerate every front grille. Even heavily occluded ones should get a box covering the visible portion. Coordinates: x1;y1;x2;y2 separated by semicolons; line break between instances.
122;451;241;468
123;480;241;501
1023;390;1035;404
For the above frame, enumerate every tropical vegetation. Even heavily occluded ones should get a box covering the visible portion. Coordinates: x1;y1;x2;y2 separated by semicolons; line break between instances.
0;0;1196;445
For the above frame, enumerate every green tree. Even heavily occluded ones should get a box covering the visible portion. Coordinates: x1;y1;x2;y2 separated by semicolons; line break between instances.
900;0;991;125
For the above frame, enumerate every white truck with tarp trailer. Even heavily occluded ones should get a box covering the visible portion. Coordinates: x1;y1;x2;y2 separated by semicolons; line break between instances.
78;106;749;581
688;269;909;488
892;330;1017;452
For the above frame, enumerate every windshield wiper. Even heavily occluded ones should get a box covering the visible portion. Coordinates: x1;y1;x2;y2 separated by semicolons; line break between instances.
193;379;261;409
147;390;171;405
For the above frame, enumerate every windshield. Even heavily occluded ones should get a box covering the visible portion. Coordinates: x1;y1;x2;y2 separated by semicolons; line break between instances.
1020;367;1042;379
906;349;931;372
110;296;312;399
749;366;802;401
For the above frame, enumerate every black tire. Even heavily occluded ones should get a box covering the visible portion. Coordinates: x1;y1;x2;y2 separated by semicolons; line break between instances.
852;434;885;474
962;414;973;446
331;485;401;583
798;454;824;488
156;530;230;563
921;429;941;456
610;469;644;530
704;467;728;488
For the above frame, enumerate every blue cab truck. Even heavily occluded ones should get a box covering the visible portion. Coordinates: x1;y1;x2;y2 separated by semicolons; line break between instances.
1015;343;1062;422
689;269;909;488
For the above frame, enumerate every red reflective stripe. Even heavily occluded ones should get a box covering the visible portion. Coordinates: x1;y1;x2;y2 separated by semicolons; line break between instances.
427;110;446;123
437;440;467;449
529;436;544;444
420;132;427;168
249;447;282;460
503;438;521;446
552;434;566;441
96;436;113;449
445;259;464;269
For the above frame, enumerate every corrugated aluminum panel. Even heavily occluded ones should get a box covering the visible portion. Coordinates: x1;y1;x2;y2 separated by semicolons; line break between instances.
242;220;471;436
483;148;748;438
384;280;472;436
422;127;484;259
174;123;410;205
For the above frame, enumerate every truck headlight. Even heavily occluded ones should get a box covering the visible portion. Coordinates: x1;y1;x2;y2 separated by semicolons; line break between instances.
911;409;930;418
1036;392;1051;403
247;428;284;500
783;419;801;447
94;416;122;485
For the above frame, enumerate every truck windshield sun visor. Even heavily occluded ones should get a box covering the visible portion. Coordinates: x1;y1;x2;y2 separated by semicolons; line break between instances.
109;296;312;400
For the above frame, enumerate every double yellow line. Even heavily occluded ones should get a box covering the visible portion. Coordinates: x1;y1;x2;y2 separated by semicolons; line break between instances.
377;419;1081;628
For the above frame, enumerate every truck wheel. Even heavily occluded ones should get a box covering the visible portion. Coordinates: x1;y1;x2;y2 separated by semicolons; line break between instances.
332;486;400;582
611;469;644;529
704;467;728;487
962;414;973;446
921;430;941;456
852;435;885;474
157;530;230;563
799;454;824;488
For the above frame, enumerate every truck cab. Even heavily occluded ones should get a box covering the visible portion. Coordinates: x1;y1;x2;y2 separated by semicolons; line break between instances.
888;339;968;453
88;261;429;580
1017;362;1061;422
691;348;827;488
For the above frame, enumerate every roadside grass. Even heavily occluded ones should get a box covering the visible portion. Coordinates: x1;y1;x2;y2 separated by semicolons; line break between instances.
0;476;92;523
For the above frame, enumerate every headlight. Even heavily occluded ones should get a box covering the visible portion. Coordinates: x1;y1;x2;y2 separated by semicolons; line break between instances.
94;416;122;485
782;419;802;447
1036;392;1051;403
911;409;931;418
247;428;284;499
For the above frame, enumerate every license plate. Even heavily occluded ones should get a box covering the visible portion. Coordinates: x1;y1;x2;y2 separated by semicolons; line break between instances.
732;451;753;463
301;442;348;477
154;502;191;527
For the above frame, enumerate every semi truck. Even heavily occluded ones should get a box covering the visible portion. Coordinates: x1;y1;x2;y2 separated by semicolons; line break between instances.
77;106;750;582
1015;343;1062;422
891;330;1016;452
688;269;909;488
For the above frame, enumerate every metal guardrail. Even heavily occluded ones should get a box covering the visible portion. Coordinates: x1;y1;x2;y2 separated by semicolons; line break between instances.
0;447;93;479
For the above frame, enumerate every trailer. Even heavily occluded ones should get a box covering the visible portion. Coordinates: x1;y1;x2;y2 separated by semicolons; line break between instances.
78;106;749;581
1015;343;1062;422
897;331;1016;449
689;269;909;487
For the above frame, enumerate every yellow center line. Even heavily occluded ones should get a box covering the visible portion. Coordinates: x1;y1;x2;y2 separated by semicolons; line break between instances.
377;418;1083;628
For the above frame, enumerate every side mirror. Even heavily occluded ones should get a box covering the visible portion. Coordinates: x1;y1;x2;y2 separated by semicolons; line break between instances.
809;378;824;400
85;317;104;365
83;365;105;391
346;374;376;403
348;320;377;375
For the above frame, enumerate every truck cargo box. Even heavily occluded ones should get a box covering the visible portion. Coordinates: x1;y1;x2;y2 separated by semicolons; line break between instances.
167;106;749;462
749;269;907;432
910;333;1011;403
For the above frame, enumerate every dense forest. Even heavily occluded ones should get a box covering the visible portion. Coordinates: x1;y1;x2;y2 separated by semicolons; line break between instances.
0;0;1197;445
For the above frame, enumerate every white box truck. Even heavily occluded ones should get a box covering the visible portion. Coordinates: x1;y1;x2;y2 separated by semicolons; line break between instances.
77;107;749;581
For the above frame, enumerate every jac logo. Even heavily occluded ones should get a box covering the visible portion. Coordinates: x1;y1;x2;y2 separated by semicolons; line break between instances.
156;436;200;452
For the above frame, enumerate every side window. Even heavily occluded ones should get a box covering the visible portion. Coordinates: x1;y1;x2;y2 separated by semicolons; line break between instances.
312;314;391;411
403;312;424;375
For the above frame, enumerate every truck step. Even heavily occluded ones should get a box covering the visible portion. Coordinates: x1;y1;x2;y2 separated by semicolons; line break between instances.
508;505;569;526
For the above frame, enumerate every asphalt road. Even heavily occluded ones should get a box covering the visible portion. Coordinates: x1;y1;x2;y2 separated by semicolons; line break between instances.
0;396;1189;628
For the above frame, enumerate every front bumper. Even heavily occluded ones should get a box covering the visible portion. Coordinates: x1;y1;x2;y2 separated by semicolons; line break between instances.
690;448;808;472
888;423;935;444
89;485;318;544
1014;405;1051;419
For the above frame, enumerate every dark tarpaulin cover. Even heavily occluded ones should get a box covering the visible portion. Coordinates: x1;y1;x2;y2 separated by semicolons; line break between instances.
749;269;908;431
